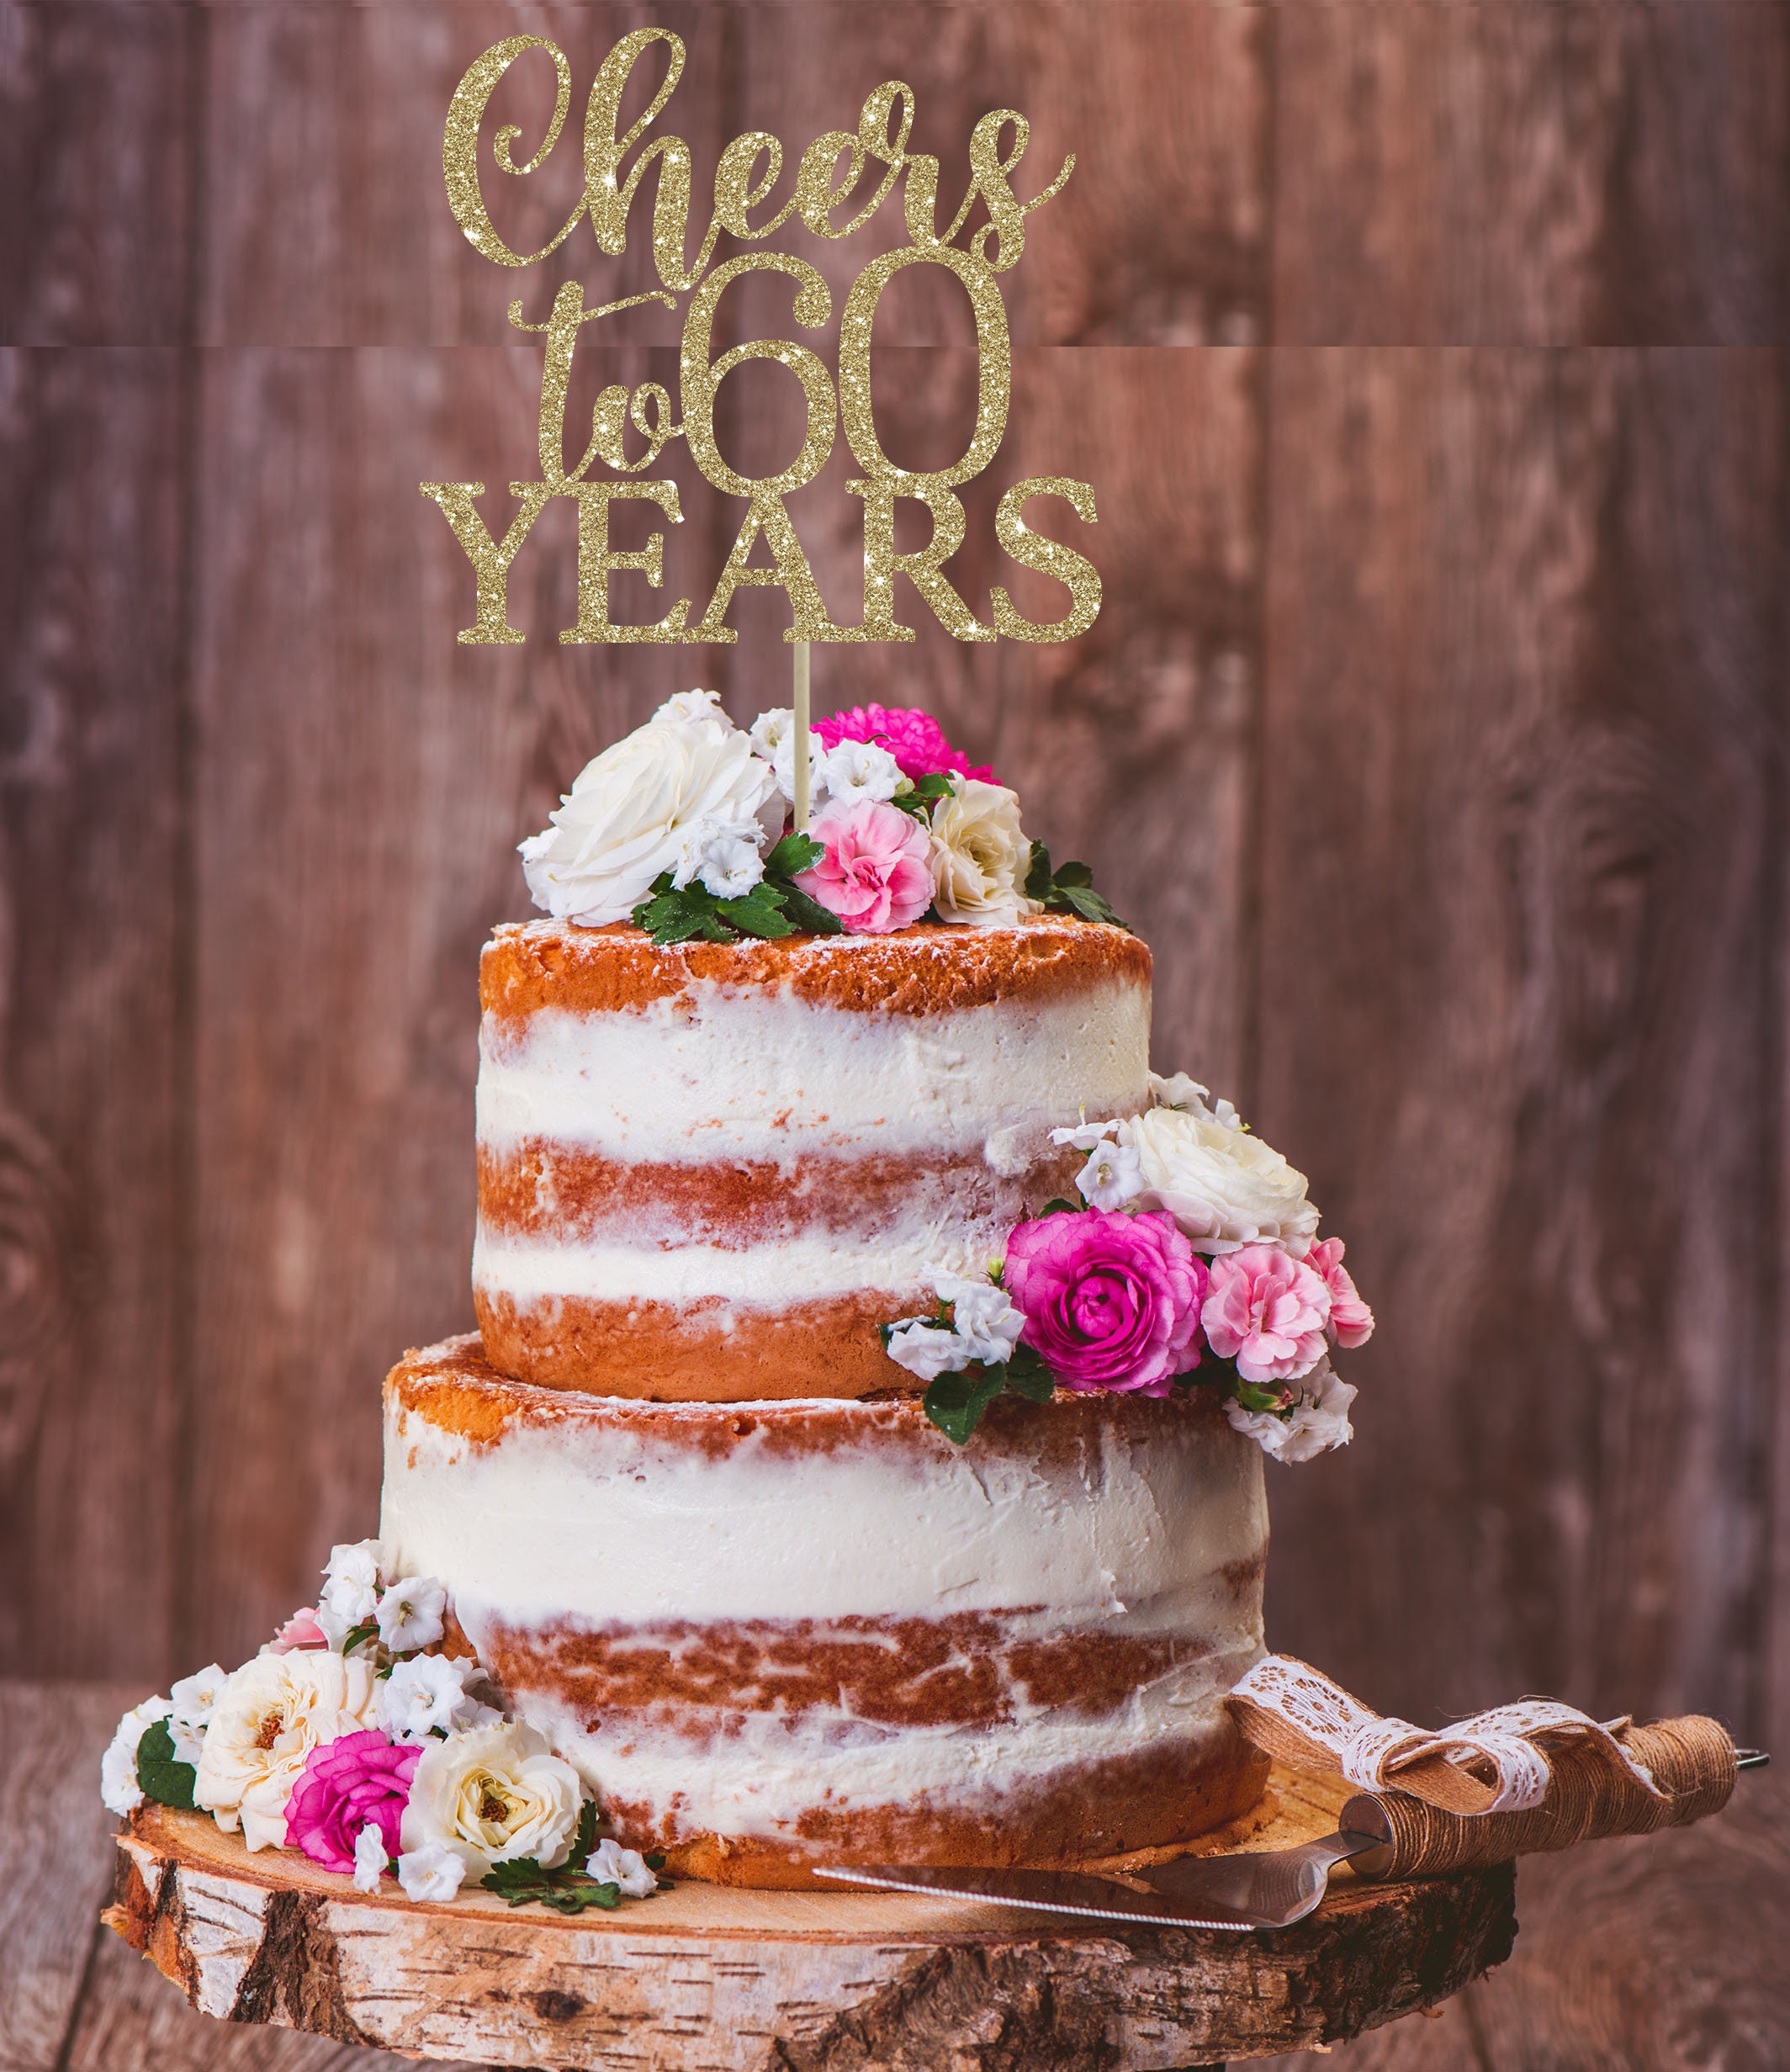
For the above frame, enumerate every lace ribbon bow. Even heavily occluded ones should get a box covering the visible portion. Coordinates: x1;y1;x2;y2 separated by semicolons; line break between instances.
1226;1655;1667;1816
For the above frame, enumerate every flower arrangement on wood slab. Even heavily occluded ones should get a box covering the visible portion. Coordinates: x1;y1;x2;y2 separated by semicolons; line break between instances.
101;1542;665;1915
518;690;1123;943
883;1073;1374;1457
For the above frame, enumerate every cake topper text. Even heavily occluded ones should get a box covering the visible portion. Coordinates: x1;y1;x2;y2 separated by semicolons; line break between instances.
422;29;1100;647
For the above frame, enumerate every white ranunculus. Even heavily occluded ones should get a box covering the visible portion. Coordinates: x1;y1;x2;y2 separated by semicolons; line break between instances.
397;1841;467;1903
400;1723;584;1877
820;739;903;804
193;1651;380;1851
671;813;766;898
586;1837;657;1898
168;1663;228;1766
376;1576;448;1656
101;1697;172;1816
1123;1090;1319;1257
521;715;780;927
928;776;1035;928
315;1540;390;1647
654;688;728;725
353;1821;389;1894
377;1653;498;1745
1225;1360;1356;1464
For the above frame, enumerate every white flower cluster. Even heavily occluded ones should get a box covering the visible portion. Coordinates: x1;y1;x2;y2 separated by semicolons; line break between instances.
1222;1358;1357;1463
519;695;1041;935
100;1534;667;1916
885;1273;1027;1381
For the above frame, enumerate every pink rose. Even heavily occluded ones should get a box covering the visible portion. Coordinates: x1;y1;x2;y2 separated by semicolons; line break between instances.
796;797;934;935
817;703;993;785
1201;1245;1331;1386
284;1729;421;1873
268;1607;327;1653
1306;1237;1374;1349
1004;1208;1207;1396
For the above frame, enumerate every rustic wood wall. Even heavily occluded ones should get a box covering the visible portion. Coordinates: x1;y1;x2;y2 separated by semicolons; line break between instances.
3;3;1787;1755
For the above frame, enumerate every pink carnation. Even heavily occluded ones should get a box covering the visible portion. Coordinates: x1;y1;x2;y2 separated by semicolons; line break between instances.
1306;1237;1374;1349
1003;1208;1207;1396
817;703;993;785
1201;1245;1330;1386
268;1607;327;1653
284;1729;421;1874
796;797;933;935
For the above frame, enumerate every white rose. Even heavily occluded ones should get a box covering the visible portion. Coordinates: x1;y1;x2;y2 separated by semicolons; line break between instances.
587;1837;658;1898
168;1663;228;1766
1123;1093;1319;1256
101;1697;172;1816
928;776;1035;927
194;1651;380;1850
521;716;779;927
377;1654;499;1745
1225;1360;1356;1464
400;1722;584;1877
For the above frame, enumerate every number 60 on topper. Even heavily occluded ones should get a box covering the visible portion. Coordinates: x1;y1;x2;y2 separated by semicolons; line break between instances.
421;28;1100;648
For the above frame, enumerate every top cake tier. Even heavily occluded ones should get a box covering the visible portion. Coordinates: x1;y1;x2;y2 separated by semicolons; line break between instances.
474;916;1152;1400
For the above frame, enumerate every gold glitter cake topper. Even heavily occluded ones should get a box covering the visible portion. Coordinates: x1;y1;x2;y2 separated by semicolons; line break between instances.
421;28;1100;647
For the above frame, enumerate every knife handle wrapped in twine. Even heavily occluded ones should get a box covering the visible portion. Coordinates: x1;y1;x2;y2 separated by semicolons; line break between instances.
1226;1656;1738;1879
1341;1714;1737;1879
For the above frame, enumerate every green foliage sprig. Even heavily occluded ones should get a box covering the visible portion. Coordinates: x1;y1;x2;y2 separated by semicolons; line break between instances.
135;1720;198;1810
479;1802;667;1914
631;834;843;947
1026;842;1129;931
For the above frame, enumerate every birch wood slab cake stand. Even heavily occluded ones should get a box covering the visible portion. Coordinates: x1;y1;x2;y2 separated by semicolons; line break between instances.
103;1764;1514;2070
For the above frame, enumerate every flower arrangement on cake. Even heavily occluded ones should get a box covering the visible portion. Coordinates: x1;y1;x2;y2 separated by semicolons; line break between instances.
519;688;1372;1453
102;1542;665;1916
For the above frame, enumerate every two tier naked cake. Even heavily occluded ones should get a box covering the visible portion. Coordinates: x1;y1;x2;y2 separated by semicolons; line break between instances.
105;693;1372;1904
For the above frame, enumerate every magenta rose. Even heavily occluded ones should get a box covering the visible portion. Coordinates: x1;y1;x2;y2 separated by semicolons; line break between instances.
796;796;934;935
1305;1237;1374;1349
1201;1244;1330;1386
1003;1208;1207;1396
817;703;993;786
284;1729;421;1874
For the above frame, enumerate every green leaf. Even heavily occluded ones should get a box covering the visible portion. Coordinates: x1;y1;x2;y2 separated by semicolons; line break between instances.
911;772;956;801
1025;840;1054;900
1051;859;1094;888
1039;1197;1080;1217
774;883;845;936
1233;1380;1285;1415
1003;1362;1057;1406
715;885;795;940
1056;882;1128;930
340;1619;380;1656
135;1720;198;1810
923;1366;1013;1446
572;1799;598;1861
765;831;823;877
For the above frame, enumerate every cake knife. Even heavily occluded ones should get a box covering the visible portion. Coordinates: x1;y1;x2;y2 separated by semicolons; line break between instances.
817;1742;1768;1932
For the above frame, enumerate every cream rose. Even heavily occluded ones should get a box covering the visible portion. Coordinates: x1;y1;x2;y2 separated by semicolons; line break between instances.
399;1722;583;1876
193;1651;380;1850
927;776;1035;927
1124;1089;1320;1256
520;714;779;926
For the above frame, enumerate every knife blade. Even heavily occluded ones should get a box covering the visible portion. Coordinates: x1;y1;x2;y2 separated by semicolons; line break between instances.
814;1831;1389;1931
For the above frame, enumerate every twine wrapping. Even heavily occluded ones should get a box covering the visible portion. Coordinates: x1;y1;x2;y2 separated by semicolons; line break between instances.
1227;1656;1721;1817
1340;1716;1739;1879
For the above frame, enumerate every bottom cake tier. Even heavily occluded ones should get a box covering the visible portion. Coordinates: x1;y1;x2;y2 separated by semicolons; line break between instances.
380;1335;1271;1887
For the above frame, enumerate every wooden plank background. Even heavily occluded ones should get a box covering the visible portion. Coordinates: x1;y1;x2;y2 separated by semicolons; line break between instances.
3;0;1788;1778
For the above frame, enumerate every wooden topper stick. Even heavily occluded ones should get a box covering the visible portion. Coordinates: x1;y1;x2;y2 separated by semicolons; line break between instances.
792;639;812;832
